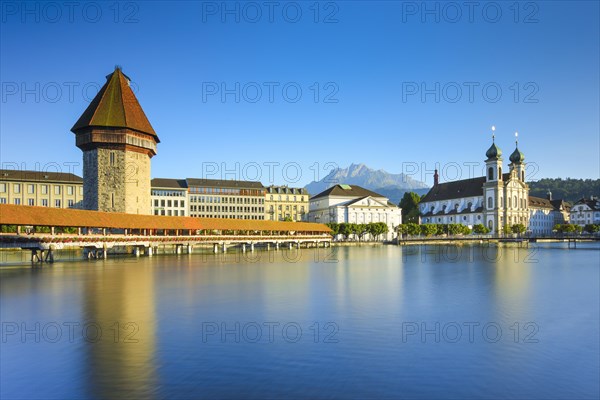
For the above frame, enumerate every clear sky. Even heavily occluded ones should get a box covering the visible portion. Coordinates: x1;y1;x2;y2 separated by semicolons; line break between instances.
1;1;598;187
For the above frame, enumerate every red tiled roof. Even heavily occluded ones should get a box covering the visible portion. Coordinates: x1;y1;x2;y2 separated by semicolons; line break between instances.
0;204;331;233
71;67;158;140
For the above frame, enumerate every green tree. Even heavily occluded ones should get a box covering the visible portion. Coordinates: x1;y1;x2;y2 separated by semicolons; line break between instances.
584;224;600;234
339;223;353;240
503;224;513;235
511;224;527;235
406;223;421;236
356;224;369;241
447;224;463;235
326;223;340;237
472;224;489;234
397;224;409;236
421;224;438;236
399;192;422;223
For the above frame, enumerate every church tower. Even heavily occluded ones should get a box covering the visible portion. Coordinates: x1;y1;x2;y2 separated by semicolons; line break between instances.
71;67;159;215
483;126;503;233
506;131;529;227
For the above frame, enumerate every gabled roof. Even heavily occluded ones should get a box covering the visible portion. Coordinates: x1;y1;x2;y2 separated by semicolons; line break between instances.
343;196;393;208
421;176;485;203
421;173;514;203
310;185;386;200
186;178;264;190
529;196;554;209
0;169;82;183
71;67;158;140
572;198;600;211
151;178;188;189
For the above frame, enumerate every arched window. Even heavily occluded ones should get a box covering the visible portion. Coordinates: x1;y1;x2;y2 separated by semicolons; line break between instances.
521;171;525;181
514;196;517;209
488;167;494;180
488;197;493;209
499;167;502;178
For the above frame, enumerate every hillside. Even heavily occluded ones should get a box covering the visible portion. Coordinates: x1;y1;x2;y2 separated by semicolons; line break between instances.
528;178;600;203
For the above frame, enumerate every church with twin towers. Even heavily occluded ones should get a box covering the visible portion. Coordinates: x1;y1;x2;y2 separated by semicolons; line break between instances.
419;127;530;233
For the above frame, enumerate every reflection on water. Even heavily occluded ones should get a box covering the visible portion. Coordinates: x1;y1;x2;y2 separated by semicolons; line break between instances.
1;244;599;399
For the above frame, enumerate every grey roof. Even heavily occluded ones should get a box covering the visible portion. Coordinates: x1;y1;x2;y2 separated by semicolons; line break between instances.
266;185;308;195
572;198;600;211
421;173;511;203
529;196;554;209
151;178;188;189
310;185;386;200
0;169;82;183
186;178;264;190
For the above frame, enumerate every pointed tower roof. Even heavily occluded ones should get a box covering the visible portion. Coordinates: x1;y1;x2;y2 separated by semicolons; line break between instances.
71;67;159;141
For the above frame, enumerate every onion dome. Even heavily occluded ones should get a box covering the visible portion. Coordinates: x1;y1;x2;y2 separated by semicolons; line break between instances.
486;142;502;160
509;146;525;163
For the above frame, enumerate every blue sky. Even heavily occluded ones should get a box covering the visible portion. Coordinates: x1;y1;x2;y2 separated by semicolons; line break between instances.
1;1;598;187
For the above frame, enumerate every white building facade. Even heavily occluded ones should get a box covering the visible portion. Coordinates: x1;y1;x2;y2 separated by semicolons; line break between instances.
570;197;600;226
307;184;402;240
151;178;189;216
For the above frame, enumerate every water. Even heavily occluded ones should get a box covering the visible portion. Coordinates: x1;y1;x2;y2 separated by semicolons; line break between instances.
1;244;599;399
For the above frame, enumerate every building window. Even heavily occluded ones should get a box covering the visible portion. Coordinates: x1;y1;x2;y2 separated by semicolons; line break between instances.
27;184;35;194
67;186;74;195
28;199;34;206
13;183;20;193
488;197;493;209
14;198;21;205
55;199;61;207
0;198;6;204
79;187;83;195
68;200;74;207
54;186;61;195
110;152;115;166
0;183;5;193
488;167;494;180
41;185;48;195
42;199;48;207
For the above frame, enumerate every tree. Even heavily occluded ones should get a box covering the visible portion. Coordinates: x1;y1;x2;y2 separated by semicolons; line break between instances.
356;224;368;241
406;223;421;236
421;224;438;236
473;224;489;234
397;224;409;236
339;223;353;240
503;224;513;235
283;216;293;222
511;224;527;235
447;224;463;235
326;223;340;237
584;224;600;234
399;192;422;223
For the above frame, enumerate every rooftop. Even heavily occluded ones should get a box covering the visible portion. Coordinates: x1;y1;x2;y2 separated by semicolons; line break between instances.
0;169;82;183
310;185;387;200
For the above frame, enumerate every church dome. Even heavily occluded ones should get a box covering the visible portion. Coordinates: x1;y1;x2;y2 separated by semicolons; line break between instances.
509;147;525;163
485;143;502;159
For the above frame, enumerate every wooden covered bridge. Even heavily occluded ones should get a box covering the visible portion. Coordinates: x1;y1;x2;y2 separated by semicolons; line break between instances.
0;204;332;262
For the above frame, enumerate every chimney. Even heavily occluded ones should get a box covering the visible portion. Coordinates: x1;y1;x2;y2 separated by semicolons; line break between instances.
434;169;439;186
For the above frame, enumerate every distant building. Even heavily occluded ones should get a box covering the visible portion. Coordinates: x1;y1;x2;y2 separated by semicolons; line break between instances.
528;192;571;235
187;178;265;220
71;66;159;215
420;132;529;233
0;169;83;209
265;185;309;221
570;197;600;226
151;178;188;216
307;184;402;240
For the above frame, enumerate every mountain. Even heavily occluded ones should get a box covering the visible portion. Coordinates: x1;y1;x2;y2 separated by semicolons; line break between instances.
528;178;600;203
304;163;430;204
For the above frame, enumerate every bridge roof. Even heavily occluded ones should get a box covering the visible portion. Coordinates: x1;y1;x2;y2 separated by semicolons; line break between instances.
0;204;331;233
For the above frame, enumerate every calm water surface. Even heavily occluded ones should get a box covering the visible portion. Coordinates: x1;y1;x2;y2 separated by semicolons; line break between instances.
1;244;599;399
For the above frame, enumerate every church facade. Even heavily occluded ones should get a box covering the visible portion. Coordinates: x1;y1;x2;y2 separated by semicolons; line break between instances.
419;132;530;234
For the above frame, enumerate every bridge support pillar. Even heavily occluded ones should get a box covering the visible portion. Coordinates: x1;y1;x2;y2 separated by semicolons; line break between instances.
296;242;300;249
147;246;153;257
250;242;254;252
222;243;227;253
213;244;219;253
242;244;246;253
289;242;293;250
176;245;182;255
187;244;192;254
134;247;141;257
275;242;279;250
